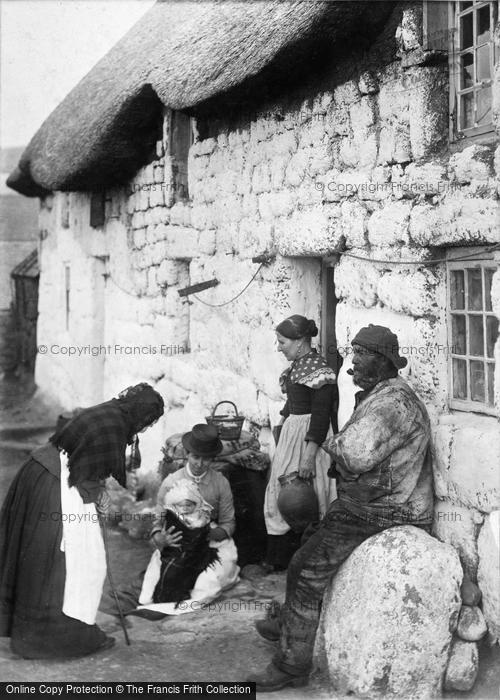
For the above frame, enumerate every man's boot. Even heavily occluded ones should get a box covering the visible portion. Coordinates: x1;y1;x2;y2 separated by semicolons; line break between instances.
247;662;308;691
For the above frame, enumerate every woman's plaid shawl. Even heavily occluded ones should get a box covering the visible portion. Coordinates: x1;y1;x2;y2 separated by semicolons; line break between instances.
50;399;131;487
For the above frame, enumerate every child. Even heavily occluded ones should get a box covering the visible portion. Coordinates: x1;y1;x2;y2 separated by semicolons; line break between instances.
152;480;219;605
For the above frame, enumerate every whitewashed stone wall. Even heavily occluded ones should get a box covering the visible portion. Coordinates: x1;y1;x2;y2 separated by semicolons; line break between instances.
35;3;499;635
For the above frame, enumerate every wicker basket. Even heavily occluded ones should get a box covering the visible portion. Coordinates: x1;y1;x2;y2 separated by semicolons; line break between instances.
206;401;244;440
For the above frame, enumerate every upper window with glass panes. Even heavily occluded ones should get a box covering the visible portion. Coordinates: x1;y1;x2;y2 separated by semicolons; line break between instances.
451;1;499;139
448;251;498;414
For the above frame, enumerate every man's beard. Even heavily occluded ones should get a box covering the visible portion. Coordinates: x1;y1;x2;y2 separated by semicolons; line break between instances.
352;371;379;391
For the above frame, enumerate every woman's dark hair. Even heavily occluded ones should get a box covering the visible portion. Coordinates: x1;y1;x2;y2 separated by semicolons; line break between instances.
276;315;318;340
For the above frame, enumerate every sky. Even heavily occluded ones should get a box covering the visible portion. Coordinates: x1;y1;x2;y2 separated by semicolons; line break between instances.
0;0;156;148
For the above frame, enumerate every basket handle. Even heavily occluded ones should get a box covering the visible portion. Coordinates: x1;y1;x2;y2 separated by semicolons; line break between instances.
211;400;239;417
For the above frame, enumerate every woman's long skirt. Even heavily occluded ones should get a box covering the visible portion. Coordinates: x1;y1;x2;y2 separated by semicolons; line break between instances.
0;458;108;658
264;414;336;536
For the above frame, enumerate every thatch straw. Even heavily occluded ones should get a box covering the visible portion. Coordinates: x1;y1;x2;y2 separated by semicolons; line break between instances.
8;0;393;196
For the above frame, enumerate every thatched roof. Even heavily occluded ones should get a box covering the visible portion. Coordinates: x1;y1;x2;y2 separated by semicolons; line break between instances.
8;0;393;196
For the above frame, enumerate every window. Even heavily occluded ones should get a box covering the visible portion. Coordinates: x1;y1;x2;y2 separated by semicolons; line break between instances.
423;1;498;140
447;249;498;413
169;111;193;202
450;1;498;139
90;191;106;228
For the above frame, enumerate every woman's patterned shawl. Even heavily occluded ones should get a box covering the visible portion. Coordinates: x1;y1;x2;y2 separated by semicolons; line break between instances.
279;350;337;394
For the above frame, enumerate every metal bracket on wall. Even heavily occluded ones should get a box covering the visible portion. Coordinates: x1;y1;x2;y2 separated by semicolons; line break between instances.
178;279;219;297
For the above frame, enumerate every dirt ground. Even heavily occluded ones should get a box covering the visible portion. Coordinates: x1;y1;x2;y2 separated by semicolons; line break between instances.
0;375;499;699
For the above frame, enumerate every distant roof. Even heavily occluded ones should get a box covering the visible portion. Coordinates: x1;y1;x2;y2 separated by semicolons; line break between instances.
8;0;392;197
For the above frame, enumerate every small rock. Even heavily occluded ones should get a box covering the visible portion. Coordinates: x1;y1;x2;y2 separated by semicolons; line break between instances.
461;575;482;606
444;639;479;692
457;605;488;641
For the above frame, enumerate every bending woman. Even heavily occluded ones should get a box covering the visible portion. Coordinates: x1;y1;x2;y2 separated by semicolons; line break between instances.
0;383;164;659
264;315;337;570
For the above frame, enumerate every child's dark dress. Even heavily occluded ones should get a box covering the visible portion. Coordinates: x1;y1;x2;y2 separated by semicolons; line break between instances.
153;510;219;605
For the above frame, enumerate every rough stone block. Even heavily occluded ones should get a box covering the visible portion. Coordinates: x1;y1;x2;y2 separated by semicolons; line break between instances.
433;414;500;512
335;257;380;308
325;101;350;137
432;500;483;581
133;228;146;250
456;605;488;641
152;240;168;266
193;137;217;156
377;124;412;166
190;204;209;231
138;188;150;212
340;201;368;248
405;161;448;195
251;163;271;194
339;138;359;168
377;267;440;317
449;145;493;183
146;266;158;296
274;207;340;256
149;186;164;208
477;511;500;643
271;131;297;156
197;230;216;256
241;193;259;219
298;119;327;149
285;150;309;187
131;211;145;230
317;527;462;698
269;156;288;190
408;67;448;161
334;79;360;106
156;259;180;287
367;201;413;247
396;5;423;52
444;639;479;692
358;71;378;95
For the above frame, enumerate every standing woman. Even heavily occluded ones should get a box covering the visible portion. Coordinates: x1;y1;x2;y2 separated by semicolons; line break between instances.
0;383;164;659
264;315;337;570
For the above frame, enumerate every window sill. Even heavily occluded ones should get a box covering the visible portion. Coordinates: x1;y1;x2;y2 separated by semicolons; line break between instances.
439;410;499;425
449;130;498;153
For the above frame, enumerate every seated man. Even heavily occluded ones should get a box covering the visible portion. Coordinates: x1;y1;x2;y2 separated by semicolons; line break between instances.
248;325;434;691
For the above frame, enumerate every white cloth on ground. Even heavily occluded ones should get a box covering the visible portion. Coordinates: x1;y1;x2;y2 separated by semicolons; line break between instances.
59;451;107;624
138;535;239;616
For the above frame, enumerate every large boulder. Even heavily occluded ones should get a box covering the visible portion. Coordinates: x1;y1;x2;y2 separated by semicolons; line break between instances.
316;526;462;698
477;511;500;644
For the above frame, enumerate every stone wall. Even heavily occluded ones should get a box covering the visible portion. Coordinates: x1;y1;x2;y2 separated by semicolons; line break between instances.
35;2;499;636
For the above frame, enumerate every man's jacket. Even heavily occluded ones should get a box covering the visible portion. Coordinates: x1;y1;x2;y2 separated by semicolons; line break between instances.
322;377;433;526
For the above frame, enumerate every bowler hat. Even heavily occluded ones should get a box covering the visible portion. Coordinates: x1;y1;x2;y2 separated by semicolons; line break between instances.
352;324;408;369
182;424;223;457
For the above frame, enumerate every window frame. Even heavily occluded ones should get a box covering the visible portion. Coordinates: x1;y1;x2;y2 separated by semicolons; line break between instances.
446;247;498;415
449;0;499;142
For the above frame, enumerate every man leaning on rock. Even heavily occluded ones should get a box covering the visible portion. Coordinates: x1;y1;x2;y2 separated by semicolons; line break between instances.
247;324;434;692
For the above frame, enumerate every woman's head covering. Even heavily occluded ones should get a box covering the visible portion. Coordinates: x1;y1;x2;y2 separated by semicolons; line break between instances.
276;315;318;340
163;478;213;528
116;383;165;435
163;478;212;512
50;383;164;487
